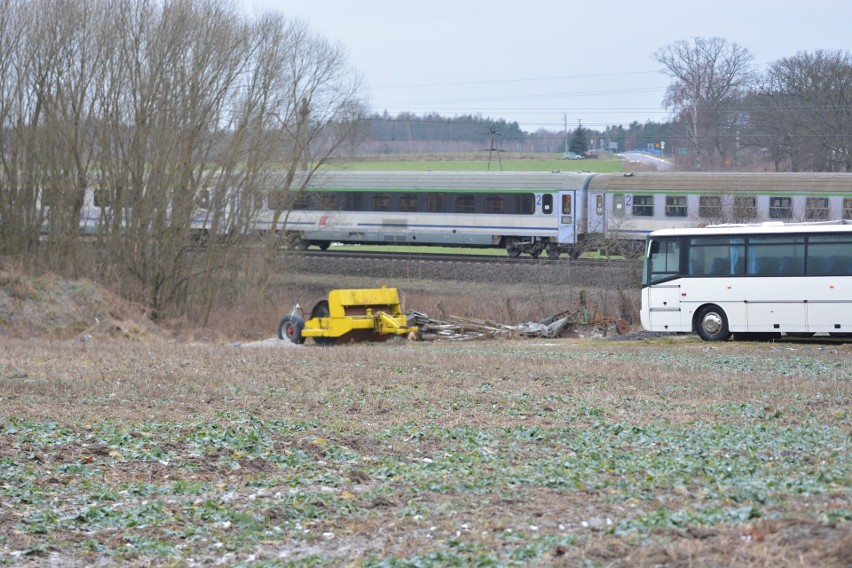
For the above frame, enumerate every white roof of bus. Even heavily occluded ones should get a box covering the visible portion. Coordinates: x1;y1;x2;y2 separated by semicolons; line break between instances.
649;221;852;238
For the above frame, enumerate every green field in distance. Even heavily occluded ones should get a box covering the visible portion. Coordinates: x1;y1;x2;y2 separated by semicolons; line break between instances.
323;155;624;173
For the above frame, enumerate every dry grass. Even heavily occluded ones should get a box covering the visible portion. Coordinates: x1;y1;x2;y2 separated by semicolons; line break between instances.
0;336;849;566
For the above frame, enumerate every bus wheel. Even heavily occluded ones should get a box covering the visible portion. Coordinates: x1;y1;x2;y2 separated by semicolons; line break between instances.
695;306;730;341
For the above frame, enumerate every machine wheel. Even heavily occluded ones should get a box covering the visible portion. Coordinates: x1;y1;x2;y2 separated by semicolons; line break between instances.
308;300;336;345
695;305;730;341
278;315;305;344
529;249;541;258
317;241;331;250
505;239;521;258
546;245;561;259
311;300;330;319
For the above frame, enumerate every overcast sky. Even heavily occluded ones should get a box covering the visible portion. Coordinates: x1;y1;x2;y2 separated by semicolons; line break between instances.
239;0;852;132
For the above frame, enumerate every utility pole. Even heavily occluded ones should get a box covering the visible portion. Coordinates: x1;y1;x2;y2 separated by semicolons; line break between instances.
485;126;503;171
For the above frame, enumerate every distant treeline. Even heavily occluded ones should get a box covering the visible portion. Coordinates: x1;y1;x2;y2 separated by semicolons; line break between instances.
357;112;675;155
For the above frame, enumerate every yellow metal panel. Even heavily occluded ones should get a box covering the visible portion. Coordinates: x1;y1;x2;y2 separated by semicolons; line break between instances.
328;288;400;315
301;287;416;340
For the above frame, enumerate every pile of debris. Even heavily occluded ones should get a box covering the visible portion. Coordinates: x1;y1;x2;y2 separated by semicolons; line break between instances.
406;310;579;341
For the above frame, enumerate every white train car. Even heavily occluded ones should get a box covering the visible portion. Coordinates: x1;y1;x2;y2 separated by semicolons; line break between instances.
258;171;852;258
64;171;852;259
586;172;852;249
257;171;592;258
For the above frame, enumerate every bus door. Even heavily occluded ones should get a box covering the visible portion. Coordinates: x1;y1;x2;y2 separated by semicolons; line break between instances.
643;238;683;331
557;191;576;245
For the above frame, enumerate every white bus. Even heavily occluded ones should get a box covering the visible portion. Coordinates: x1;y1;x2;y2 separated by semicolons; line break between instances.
641;221;852;341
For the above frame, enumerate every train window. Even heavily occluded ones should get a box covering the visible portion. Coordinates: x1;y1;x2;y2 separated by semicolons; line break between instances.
40;189;54;208
542;194;553;214
612;194;624;217
805;197;830;220
372;194;390;211
345;192;363;211
485;195;504;214
94;189;112;208
595;194;603;215
844;198;852;220
266;192;287;210
456;194;475;214
769;196;792;219
699;195;722;218
733;196;757;220
292;192;312;210
427;193;445;212
562;194;572;214
665;196;687;217
632;195;654;216
399;193;418;212
518;194;534;214
316;192;337;211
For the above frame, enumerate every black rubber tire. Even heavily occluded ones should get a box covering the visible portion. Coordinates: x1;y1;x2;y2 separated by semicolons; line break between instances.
695;305;731;342
278;314;305;344
311;300;330;319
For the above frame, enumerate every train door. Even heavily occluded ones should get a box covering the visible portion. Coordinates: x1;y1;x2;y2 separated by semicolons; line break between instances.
557;191;576;244
585;191;605;235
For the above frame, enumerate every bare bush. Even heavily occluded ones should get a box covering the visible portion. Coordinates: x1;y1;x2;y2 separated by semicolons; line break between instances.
0;0;364;321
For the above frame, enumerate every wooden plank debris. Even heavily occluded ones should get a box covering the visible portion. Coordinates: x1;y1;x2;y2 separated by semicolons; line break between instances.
406;310;577;341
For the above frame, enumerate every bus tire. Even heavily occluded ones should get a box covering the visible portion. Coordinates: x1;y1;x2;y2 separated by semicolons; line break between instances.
695;305;731;342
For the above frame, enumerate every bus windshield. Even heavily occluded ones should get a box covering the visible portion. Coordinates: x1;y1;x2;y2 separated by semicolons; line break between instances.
644;238;680;285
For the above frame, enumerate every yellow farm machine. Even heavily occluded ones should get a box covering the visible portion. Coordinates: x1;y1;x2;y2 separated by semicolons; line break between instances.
278;287;417;345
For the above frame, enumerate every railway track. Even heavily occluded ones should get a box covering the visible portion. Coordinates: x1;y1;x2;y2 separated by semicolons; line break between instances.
301;249;628;267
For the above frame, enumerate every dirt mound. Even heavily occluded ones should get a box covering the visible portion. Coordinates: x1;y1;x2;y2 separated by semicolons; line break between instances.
0;271;160;341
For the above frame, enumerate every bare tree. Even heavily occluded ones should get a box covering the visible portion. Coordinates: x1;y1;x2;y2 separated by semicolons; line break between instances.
655;37;755;170
747;50;852;172
0;0;365;323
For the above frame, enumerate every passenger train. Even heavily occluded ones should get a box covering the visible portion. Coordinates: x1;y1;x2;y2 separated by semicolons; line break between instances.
249;171;852;258
72;171;852;258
